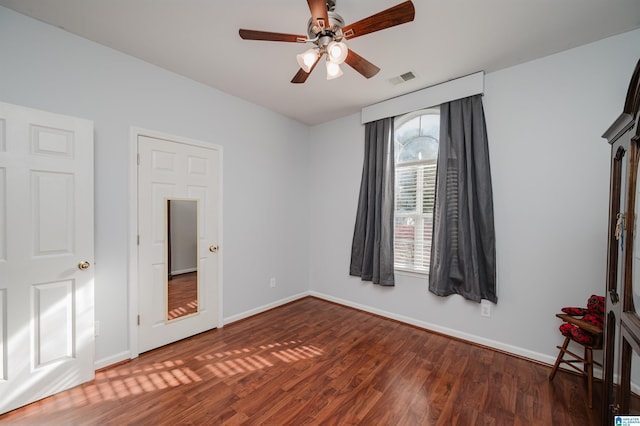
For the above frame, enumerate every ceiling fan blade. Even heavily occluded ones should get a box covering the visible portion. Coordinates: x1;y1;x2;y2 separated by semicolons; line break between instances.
307;0;331;29
239;29;307;43
344;50;380;79
342;1;415;40
291;54;322;84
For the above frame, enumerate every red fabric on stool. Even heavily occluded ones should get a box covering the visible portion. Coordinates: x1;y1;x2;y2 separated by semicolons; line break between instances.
558;295;605;346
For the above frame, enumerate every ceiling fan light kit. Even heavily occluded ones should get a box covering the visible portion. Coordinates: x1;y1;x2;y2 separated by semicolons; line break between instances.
239;0;415;84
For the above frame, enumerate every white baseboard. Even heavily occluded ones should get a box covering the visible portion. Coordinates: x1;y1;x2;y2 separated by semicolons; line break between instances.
309;291;564;367
223;291;311;325
225;290;578;369
96;292;605;378
94;293;311;372
94;350;131;371
171;268;197;276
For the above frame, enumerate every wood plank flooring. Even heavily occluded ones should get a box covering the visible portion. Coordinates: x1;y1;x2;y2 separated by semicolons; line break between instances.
0;297;600;425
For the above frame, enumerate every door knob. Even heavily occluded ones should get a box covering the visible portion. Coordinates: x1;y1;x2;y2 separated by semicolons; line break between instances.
78;261;91;270
209;245;218;253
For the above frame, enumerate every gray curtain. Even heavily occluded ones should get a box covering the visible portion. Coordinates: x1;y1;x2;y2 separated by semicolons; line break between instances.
350;117;395;286
429;95;497;303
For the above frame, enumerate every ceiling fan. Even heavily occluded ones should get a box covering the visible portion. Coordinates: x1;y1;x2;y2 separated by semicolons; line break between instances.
239;0;415;83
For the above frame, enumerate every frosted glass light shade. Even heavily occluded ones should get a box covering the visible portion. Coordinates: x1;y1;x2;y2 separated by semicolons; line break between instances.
327;41;348;64
296;49;319;72
326;60;343;80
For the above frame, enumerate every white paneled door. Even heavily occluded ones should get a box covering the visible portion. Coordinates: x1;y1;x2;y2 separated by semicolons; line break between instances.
0;102;94;414
138;135;220;353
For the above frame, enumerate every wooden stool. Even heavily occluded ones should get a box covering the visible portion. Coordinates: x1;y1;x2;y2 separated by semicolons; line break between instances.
549;313;603;408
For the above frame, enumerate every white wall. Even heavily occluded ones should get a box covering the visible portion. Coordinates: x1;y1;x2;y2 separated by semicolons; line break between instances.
309;29;640;363
0;6;310;367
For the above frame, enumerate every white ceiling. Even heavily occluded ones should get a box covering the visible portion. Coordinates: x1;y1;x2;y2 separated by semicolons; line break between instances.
2;0;640;125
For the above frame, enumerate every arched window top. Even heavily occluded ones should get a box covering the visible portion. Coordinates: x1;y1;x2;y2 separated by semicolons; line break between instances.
395;108;439;164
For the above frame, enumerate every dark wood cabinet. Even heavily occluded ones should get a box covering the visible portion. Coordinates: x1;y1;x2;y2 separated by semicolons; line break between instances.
602;58;640;424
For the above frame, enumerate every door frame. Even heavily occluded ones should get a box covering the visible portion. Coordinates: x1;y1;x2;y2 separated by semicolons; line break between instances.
128;127;223;358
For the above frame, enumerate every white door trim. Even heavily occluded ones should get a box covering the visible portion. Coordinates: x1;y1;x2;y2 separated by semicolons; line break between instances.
128;127;223;359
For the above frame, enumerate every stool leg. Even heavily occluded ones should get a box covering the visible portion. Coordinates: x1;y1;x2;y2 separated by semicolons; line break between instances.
549;337;570;380
584;346;589;374
586;347;593;409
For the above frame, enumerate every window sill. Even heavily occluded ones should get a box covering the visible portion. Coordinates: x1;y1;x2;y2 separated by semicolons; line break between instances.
394;269;428;279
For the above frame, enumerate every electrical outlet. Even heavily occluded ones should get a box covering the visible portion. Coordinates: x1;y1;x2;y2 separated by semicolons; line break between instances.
270;277;276;288
481;300;491;318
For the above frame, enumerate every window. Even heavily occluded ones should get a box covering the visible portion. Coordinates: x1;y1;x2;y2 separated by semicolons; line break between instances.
394;109;439;274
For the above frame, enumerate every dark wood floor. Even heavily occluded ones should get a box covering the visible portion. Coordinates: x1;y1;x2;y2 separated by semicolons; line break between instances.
0;297;600;425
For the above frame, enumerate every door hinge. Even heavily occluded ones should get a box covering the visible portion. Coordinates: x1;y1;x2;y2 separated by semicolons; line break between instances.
137;235;140;245
137;153;140;165
137;314;140;326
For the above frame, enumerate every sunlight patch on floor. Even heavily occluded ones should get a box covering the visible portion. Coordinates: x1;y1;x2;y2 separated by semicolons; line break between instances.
202;340;325;377
3;339;327;415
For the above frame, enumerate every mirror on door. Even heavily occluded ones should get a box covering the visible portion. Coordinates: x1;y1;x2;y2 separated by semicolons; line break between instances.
166;199;199;321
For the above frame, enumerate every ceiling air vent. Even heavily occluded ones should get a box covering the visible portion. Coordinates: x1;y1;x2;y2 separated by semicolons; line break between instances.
389;71;416;85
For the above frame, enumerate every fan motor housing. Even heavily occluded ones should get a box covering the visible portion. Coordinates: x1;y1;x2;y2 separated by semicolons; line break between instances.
307;11;345;39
